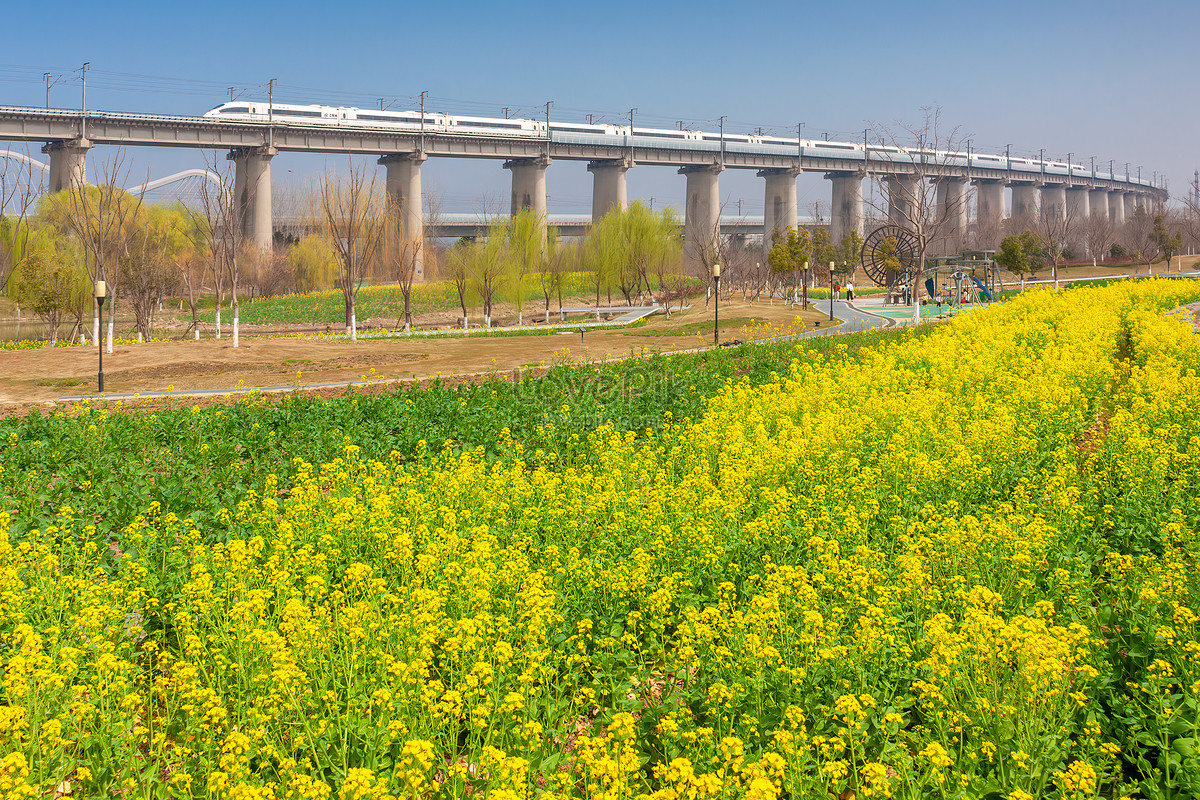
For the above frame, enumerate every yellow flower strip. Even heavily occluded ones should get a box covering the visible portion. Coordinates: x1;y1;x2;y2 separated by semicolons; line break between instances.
2;280;1199;798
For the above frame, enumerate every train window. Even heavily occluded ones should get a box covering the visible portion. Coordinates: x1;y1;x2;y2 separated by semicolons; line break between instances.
222;107;250;114
463;120;522;129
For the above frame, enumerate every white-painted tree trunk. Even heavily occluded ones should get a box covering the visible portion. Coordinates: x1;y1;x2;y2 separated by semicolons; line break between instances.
232;308;239;348
93;313;100;348
215;308;222;339
194;329;200;340
517;311;523;325
463;316;468;330
138;332;143;343
106;319;114;354
350;310;357;341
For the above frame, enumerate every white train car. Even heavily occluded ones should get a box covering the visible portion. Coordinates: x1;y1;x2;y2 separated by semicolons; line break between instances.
202;102;543;137
199;103;1147;188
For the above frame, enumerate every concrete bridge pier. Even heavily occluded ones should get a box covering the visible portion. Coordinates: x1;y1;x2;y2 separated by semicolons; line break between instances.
884;174;918;223
826;171;864;245
1088;189;1109;224
935;177;968;248
973;179;1006;246
1110;191;1126;226
1040;184;1067;221
41;138;90;192
758;167;799;251
379;151;427;278
228;146;276;252
505;155;551;218
1123;192;1137;221
1066;186;1090;222
587;158;632;220
1010;182;1039;223
680;164;723;258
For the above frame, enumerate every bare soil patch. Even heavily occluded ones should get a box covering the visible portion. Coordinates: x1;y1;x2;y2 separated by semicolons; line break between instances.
0;301;825;414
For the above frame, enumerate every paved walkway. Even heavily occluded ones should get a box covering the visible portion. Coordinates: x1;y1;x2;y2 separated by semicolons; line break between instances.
361;305;662;338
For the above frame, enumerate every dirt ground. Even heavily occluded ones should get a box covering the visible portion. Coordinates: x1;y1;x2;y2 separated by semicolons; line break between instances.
0;300;826;414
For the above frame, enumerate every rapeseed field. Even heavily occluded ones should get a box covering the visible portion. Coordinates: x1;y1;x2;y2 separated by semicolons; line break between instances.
2;281;1199;798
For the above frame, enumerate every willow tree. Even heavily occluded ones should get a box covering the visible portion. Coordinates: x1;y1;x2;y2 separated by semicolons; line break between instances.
767;226;812;308
7;228;89;345
287;235;339;293
583;202;681;311
622;201;680;307
0;149;41;295
584;210;625;315
536;226;563;322
504;207;545;326
318;164;384;340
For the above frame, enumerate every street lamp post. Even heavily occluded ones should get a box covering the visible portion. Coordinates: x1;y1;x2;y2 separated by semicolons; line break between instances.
94;280;106;392
712;263;721;344
828;261;835;321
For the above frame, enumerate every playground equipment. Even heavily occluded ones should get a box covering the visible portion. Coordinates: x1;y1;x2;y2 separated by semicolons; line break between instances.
861;224;1004;309
924;251;1003;308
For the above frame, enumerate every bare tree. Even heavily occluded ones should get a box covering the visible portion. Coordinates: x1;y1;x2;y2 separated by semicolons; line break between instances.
123;206;184;342
0;149;43;295
1032;195;1078;291
1081;212;1115;265
318;163;384;340
58;152;145;352
177;249;205;339
1174;200;1200;262
383;208;422;332
445;238;474;329
422;190;444;283
866;108;971;322
186;152;245;344
685;204;737;309
272;179;309;246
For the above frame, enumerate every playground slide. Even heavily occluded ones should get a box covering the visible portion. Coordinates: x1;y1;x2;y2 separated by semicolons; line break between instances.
924;278;936;299
970;276;993;302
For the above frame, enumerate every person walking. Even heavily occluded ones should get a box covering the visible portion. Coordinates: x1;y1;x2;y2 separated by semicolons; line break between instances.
846;281;855;301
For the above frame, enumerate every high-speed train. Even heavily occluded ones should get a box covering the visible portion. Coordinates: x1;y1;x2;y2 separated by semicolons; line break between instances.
201;102;1136;185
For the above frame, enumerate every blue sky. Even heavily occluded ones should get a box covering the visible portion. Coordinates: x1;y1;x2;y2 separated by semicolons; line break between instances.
4;0;1197;215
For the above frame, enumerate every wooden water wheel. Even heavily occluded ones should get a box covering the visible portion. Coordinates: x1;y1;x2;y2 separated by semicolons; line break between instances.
861;224;919;288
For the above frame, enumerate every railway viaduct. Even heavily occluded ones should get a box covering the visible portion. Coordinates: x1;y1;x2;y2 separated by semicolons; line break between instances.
0;106;1167;260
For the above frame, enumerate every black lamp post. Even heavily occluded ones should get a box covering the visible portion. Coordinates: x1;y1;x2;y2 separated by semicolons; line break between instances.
828;261;835;322
712;263;721;345
94;280;106;393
